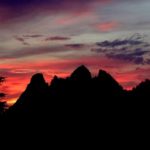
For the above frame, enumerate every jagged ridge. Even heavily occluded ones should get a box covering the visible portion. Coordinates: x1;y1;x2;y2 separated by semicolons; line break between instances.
5;65;150;119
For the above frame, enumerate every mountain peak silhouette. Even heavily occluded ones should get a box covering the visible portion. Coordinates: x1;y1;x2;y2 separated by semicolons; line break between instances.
133;79;150;96
5;65;150;121
96;69;123;93
98;70;112;79
6;73;49;116
70;65;92;80
98;69;118;83
30;73;46;86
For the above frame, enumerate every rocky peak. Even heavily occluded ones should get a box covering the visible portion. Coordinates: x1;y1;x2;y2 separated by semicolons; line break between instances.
70;65;92;81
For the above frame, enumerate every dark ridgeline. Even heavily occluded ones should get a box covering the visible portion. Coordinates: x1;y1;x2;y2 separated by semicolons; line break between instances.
2;65;150;127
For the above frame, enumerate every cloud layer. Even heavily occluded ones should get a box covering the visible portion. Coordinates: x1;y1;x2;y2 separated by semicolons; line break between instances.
92;34;150;64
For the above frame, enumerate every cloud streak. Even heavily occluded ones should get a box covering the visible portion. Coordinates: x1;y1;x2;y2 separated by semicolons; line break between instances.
65;44;85;49
0;45;82;59
14;35;30;46
96;34;147;47
45;36;71;41
23;34;43;38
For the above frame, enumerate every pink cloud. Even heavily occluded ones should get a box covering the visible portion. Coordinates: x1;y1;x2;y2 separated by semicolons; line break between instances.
96;21;119;32
55;10;91;26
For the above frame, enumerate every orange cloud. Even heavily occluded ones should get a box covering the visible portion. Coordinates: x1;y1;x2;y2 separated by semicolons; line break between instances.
97;21;119;32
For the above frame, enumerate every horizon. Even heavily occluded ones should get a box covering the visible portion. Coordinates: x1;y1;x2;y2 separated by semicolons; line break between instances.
1;0;150;105
2;65;149;106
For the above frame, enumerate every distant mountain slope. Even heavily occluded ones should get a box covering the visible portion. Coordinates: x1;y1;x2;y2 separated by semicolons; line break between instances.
5;65;150;120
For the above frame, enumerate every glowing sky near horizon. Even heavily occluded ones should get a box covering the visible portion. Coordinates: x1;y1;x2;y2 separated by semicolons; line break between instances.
1;0;150;105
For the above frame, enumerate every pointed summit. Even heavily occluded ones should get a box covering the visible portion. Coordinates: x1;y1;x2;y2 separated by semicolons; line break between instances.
70;65;92;80
98;70;114;80
51;75;59;85
27;73;48;93
30;73;46;87
6;73;48;116
97;69;123;91
133;79;150;94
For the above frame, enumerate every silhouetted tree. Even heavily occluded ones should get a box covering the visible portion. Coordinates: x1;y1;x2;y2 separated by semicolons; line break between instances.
0;102;6;115
0;76;6;115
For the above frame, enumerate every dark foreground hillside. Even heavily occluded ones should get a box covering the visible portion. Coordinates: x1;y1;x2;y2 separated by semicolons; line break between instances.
0;65;149;134
0;65;149;145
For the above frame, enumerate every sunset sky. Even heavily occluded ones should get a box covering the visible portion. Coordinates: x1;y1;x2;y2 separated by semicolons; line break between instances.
1;0;150;105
